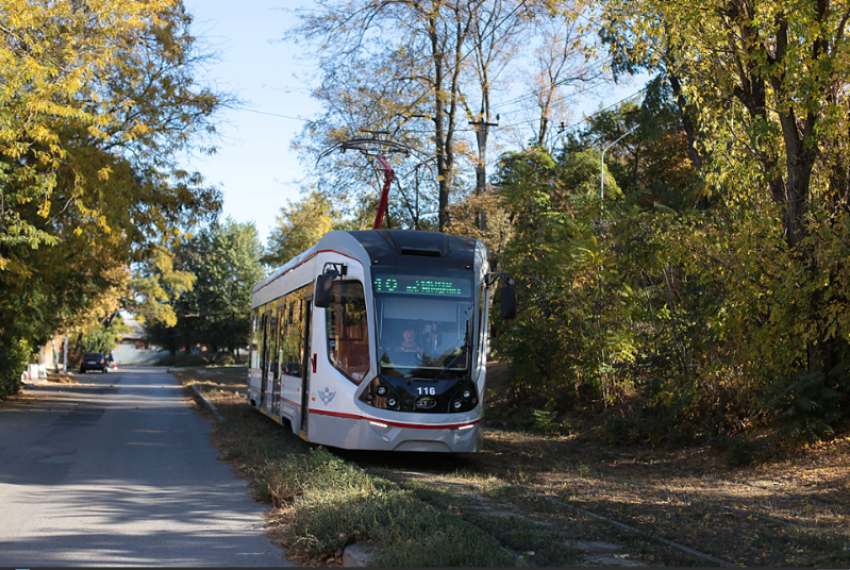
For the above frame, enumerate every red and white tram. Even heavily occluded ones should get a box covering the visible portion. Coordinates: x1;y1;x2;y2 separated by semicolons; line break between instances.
247;229;514;452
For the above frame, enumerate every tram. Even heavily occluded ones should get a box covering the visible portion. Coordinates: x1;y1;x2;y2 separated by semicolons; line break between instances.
247;229;515;452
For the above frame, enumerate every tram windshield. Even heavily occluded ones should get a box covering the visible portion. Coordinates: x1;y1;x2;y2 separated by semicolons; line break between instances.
373;268;475;380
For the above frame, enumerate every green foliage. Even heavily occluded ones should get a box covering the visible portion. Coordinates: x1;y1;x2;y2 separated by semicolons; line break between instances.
495;145;640;406
0;0;224;364
144;219;266;355
191;219;266;354
132;245;196;328
262;191;342;267
595;416;647;446
562;93;703;211
0;335;30;399
490;59;850;447
763;364;848;443
81;315;131;355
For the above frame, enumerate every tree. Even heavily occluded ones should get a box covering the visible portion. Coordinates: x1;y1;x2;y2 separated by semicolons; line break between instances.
192;220;266;354
132;244;196;328
0;0;221;263
601;0;850;376
262;191;341;266
146;220;265;356
81;315;131;355
495;145;628;400
0;0;225;393
563;94;702;212
290;0;580;232
523;2;611;149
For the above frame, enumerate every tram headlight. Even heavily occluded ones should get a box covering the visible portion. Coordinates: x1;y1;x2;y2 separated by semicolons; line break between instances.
376;385;387;396
452;399;462;410
387;397;398;407
462;388;472;399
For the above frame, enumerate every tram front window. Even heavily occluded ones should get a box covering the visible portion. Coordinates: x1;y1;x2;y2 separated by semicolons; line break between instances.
373;269;475;380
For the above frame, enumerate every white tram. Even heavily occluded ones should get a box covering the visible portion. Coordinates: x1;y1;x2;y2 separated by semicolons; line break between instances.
247;229;515;452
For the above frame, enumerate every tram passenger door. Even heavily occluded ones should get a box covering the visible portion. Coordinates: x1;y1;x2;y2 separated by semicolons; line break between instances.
259;313;269;410
270;311;281;418
299;299;313;437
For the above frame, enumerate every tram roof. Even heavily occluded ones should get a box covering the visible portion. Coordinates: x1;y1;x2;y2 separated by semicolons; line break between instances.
347;229;478;269
253;229;481;296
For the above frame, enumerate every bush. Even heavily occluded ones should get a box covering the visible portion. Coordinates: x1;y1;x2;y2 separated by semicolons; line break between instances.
154;352;237;368
155;353;208;367
763;364;848;443
0;335;31;399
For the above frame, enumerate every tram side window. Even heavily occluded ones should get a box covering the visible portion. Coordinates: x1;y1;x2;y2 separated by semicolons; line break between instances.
268;314;280;379
250;312;260;369
259;312;268;371
326;281;370;384
281;298;303;377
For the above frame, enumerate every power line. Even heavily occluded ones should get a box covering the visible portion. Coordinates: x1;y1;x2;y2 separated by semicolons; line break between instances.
496;86;646;130
233;106;310;122
489;58;609;112
230;84;647;139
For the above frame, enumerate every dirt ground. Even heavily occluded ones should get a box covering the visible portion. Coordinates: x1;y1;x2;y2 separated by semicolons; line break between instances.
155;364;850;566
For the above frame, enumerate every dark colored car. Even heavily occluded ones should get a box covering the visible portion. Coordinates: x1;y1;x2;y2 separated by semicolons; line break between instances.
80;352;108;373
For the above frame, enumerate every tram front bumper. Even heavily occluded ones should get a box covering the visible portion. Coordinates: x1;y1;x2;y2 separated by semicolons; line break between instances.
310;413;483;452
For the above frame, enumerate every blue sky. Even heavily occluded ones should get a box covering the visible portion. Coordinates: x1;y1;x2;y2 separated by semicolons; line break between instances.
182;0;646;245
181;0;319;244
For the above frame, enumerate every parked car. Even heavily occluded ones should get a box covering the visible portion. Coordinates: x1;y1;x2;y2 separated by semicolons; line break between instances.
80;352;108;373
106;353;117;370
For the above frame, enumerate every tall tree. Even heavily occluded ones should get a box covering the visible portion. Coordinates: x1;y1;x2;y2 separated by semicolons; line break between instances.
0;0;225;395
563;94;702;211
601;0;850;376
289;0;566;232
263;191;343;266
192;220;265;354
525;2;609;148
147;220;265;356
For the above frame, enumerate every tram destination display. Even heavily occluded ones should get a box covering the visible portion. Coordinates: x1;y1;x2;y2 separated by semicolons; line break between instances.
373;273;471;296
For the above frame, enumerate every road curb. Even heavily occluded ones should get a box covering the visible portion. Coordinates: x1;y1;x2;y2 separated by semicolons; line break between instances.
190;384;225;423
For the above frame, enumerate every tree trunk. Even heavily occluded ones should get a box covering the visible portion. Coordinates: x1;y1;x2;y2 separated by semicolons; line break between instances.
429;17;450;232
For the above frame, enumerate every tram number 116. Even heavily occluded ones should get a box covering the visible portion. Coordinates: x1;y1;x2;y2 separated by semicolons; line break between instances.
416;387;436;396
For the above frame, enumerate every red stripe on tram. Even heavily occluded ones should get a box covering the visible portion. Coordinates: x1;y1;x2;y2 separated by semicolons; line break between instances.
309;409;480;431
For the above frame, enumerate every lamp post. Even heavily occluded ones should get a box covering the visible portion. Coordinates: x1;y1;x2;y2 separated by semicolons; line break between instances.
600;124;639;217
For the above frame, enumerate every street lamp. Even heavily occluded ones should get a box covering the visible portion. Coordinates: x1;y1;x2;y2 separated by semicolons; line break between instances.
600;124;639;217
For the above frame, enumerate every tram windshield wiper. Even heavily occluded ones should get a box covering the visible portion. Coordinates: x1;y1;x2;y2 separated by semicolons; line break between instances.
432;346;468;380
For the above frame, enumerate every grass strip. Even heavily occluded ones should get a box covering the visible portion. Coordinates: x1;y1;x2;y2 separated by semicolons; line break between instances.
176;368;518;567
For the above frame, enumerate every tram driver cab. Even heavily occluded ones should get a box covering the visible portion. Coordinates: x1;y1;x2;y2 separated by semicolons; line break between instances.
379;316;469;375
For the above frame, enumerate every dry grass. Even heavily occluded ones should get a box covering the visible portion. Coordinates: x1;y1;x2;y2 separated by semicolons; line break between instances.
174;363;850;567
172;365;518;567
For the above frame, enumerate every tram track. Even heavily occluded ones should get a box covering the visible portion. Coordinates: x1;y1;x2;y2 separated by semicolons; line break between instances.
542;438;850;510
348;430;849;567
484;439;842;534
383;466;737;567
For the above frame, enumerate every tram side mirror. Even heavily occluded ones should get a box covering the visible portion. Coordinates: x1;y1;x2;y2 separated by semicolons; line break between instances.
314;273;335;308
500;285;517;320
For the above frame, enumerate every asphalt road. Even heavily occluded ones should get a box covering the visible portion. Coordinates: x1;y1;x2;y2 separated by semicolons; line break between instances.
0;365;298;567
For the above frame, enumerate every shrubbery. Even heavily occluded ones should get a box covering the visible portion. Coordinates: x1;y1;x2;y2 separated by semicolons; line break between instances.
0;335;30;399
155;352;241;368
494;143;850;448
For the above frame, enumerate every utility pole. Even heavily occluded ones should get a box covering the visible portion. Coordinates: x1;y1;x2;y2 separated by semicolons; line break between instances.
469;114;499;233
600;124;638;218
